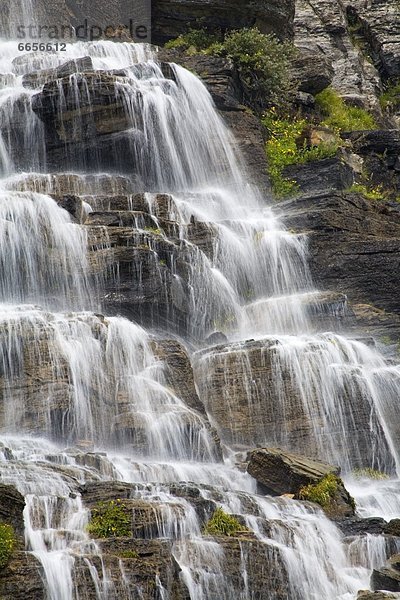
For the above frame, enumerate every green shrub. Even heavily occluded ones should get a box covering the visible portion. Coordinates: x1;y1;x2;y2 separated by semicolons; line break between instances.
315;88;377;131
352;468;389;480
87;500;131;539
263;112;338;198
203;508;249;537
165;27;294;110
211;28;293;109
0;523;15;569
299;474;341;508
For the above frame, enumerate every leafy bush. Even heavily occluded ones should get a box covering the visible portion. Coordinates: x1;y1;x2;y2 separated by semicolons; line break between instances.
87;500;131;539
315;88;377;131
0;523;15;569
211;29;293;109
263;112;338;198
352;468;389;480
298;474;341;508
165;27;294;110
203;508;249;537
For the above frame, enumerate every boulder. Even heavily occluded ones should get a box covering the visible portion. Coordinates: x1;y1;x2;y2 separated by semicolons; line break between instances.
384;520;400;537
247;447;339;495
372;554;400;593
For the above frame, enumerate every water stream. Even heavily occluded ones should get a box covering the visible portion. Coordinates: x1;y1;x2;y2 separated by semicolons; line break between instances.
0;18;399;600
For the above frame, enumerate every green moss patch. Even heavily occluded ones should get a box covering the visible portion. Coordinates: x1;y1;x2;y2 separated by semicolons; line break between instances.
315;88;377;131
87;500;131;539
203;508;250;537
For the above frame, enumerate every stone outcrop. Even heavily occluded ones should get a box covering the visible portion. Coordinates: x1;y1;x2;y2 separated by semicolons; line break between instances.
247;447;339;495
293;0;383;114
152;0;295;45
372;554;400;593
384;520;400;537
0;553;44;600
279;191;400;318
358;592;400;600
0;484;25;537
247;447;355;518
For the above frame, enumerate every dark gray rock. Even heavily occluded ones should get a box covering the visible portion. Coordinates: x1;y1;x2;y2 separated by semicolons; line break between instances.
247;447;340;495
279;191;400;316
282;156;355;195
291;45;334;95
372;554;400;593
152;0;295;45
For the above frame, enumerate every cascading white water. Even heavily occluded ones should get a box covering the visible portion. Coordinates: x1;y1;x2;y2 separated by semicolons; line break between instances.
0;29;399;600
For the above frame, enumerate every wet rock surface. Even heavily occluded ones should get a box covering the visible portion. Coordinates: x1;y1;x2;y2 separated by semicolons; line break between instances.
372;554;400;593
280;191;400;316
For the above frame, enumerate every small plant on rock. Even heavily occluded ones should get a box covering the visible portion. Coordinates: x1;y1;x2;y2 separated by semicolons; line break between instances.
298;474;341;508
203;507;250;537
87;499;131;539
0;523;16;569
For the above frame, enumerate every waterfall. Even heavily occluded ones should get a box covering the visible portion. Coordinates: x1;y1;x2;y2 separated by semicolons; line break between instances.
0;29;399;600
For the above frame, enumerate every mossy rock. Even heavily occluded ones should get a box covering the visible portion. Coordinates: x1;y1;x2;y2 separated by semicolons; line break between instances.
297;474;355;519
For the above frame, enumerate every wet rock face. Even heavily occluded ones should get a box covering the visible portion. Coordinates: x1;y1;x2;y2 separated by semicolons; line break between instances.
346;0;400;80
0;553;45;600
194;336;394;471
78;481;291;600
0;484;25;537
280;191;400;316
246;447;339;495
372;554;400;593
152;0;295;45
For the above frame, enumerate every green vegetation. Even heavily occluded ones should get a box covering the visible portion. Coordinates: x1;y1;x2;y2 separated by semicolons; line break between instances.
144;227;163;236
166;28;293;110
299;474;341;508
315;88;377;131
117;549;139;559
203;507;250;537
87;500;131;539
165;29;220;53
353;468;390;480
0;523;15;569
348;183;389;201
380;80;400;112
263;112;338;198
